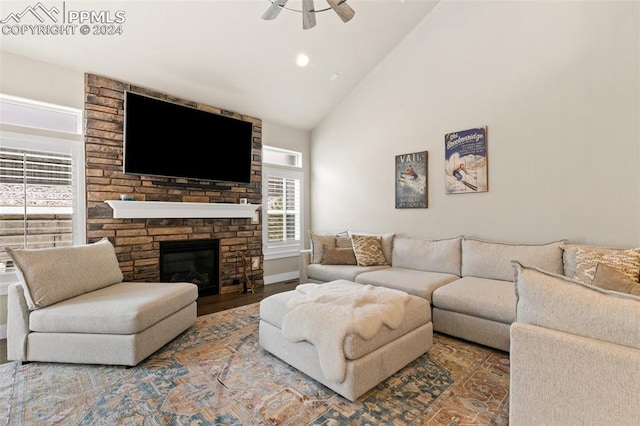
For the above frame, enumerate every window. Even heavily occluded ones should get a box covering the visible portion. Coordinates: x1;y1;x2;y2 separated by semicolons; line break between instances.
0;94;85;268
0;94;82;134
262;146;303;260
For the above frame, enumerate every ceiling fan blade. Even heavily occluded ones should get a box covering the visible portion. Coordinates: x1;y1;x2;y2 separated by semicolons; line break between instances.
326;0;355;23
261;0;289;20
302;0;317;30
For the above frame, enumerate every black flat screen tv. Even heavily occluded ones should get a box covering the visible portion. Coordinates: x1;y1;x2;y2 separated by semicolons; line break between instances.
123;91;253;184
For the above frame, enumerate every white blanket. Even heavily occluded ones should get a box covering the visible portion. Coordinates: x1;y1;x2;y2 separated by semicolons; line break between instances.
281;281;410;383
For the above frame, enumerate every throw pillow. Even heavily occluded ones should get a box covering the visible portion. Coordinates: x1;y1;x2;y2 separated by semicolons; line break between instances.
573;246;640;284
335;232;353;249
309;231;339;264
320;245;357;265
351;234;388;267
348;231;395;263
591;262;640;296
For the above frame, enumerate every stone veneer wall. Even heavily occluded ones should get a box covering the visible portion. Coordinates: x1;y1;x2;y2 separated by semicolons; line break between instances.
84;74;263;294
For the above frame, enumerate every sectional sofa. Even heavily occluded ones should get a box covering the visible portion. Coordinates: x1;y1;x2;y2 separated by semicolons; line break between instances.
299;231;640;423
299;231;638;352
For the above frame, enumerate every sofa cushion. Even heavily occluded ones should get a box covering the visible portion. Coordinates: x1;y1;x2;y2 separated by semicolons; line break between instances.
29;281;198;334
351;234;388;266
305;263;389;283
591;263;640;296
321;245;357;265
391;235;461;275
573;246;640;284
355;267;459;302
461;237;565;281
6;238;124;310
513;261;640;350
431;276;517;324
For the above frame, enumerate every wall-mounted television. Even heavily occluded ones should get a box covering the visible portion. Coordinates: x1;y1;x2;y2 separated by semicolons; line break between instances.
123;91;253;184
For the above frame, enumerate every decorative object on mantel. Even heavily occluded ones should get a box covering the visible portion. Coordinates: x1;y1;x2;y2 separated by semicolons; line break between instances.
104;200;260;219
445;126;488;194
261;0;355;30
395;151;428;209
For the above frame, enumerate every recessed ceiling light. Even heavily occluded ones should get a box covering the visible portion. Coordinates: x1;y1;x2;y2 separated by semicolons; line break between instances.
296;54;310;67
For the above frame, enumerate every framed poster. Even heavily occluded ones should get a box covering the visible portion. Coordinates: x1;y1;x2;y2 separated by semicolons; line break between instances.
445;127;488;194
395;151;428;208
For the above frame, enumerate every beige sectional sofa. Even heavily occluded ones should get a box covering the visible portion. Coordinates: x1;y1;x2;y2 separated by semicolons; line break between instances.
299;231;640;417
299;232;630;352
6;238;198;366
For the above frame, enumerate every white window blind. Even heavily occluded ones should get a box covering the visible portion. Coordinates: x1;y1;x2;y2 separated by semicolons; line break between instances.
0;146;74;265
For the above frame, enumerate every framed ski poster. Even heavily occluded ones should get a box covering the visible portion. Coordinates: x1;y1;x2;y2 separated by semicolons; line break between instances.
445;127;488;194
395;151;428;208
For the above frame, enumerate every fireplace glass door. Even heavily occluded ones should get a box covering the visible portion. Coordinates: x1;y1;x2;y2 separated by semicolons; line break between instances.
160;239;219;295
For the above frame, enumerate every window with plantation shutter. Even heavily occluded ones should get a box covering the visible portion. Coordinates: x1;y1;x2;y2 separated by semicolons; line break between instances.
262;146;303;259
0;147;73;264
0;94;84;269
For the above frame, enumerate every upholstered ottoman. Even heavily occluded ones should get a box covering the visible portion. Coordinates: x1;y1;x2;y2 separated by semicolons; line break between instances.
258;279;433;401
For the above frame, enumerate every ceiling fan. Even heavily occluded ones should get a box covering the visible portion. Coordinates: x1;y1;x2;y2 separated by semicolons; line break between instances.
261;0;356;30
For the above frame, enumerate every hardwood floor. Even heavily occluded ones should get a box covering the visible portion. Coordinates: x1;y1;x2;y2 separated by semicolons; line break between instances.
0;280;299;366
197;280;298;316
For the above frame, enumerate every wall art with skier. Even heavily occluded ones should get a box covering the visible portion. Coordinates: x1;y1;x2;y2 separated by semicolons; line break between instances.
445;127;488;194
396;150;428;208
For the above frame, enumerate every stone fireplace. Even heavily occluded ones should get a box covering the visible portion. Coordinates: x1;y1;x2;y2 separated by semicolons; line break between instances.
160;239;220;295
83;73;263;294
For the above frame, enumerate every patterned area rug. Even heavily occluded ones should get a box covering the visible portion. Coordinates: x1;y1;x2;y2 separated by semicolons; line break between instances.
0;303;509;425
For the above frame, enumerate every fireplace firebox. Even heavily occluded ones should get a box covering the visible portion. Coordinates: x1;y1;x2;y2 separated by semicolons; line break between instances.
160;239;220;295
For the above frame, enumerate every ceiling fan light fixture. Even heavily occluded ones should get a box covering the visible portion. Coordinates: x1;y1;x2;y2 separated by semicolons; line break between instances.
261;0;355;30
296;53;310;67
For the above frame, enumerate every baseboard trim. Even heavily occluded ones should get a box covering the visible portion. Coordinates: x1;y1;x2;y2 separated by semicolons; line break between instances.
0;324;6;340
264;271;299;285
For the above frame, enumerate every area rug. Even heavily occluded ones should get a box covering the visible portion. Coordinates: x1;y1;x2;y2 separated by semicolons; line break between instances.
0;303;510;425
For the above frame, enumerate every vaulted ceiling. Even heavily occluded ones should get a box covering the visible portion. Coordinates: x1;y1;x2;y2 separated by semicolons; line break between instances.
0;0;439;130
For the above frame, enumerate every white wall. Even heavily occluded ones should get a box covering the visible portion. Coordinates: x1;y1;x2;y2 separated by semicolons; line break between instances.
0;52;84;109
311;0;640;247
